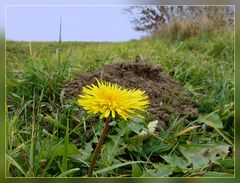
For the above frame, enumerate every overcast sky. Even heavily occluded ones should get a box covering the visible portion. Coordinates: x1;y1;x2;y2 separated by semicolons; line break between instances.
6;6;145;42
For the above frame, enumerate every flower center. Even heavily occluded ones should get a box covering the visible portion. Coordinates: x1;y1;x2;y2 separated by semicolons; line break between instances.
107;99;116;109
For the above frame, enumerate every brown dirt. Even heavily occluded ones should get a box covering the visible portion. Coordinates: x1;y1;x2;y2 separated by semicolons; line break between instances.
63;59;198;129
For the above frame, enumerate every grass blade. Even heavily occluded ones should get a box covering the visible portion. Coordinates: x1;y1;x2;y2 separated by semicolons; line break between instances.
44;115;66;129
57;168;80;177
175;125;200;138
29;92;36;176
6;154;26;176
94;161;144;175
62;112;69;173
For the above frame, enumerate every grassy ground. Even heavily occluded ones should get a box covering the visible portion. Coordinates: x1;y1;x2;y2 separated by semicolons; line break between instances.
6;30;234;177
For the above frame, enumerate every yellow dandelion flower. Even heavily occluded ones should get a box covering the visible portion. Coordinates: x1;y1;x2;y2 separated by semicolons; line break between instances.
77;80;149;120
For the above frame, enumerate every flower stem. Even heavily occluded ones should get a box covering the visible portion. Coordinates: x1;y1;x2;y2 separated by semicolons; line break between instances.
87;117;111;177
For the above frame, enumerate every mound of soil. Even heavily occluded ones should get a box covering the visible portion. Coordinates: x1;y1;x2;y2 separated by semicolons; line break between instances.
63;59;198;128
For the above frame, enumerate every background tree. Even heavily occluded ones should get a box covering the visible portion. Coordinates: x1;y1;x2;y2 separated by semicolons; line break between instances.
124;6;234;39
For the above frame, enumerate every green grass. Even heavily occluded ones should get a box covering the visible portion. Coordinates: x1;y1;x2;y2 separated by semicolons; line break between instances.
6;30;234;177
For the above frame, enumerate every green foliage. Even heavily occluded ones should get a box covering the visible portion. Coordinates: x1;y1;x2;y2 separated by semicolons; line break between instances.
6;29;234;177
179;144;229;169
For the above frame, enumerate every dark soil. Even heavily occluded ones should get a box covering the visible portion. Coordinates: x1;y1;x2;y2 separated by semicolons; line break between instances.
63;59;198;129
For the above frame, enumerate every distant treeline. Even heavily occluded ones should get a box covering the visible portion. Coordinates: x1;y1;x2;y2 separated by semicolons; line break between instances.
125;6;234;40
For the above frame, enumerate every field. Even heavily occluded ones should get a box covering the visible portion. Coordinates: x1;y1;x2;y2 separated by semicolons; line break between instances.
6;30;234;177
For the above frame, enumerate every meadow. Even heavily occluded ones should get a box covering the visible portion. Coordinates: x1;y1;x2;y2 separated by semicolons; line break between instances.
6;29;234;177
